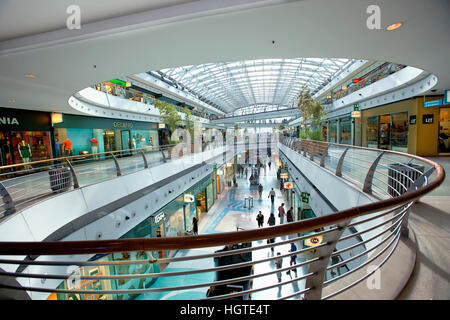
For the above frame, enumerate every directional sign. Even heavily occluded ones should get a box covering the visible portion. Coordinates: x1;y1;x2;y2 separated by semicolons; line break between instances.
301;192;310;203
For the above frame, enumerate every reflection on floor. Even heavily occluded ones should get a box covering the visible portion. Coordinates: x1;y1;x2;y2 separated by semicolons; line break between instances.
137;164;307;300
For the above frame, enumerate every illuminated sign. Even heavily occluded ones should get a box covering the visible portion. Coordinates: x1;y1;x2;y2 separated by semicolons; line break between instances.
351;111;361;118
158;123;166;129
184;194;195;203
304;235;323;247
216;169;223;176
51;112;63;124
280;173;289;179
284;182;294;189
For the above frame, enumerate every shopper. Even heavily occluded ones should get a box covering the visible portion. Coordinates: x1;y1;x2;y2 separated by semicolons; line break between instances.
286;206;294;223
256;211;264;228
258;183;263;198
268;161;271;170
192;217;198;235
275;252;283;283
278;203;286;224
267;213;276;251
268;188;276;205
286;242;298;277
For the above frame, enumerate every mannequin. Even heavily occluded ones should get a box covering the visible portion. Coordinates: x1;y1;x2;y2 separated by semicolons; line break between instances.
63;138;73;156
18;140;32;169
89;137;98;159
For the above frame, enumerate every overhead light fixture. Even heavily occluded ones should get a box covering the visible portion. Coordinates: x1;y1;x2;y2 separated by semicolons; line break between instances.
51;112;64;124
8;99;16;103
25;74;37;78
386;22;403;31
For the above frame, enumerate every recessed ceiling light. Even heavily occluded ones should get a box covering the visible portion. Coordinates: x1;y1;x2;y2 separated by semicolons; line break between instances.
25;74;37;78
8;99;16;103
386;22;403;31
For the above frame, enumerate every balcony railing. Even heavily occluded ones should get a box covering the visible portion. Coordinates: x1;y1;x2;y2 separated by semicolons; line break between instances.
0;138;444;300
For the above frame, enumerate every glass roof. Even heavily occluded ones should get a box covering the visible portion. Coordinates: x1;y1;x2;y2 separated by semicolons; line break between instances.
157;58;355;115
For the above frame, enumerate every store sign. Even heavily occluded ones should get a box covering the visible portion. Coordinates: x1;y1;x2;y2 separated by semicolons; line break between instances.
0;117;19;125
280;173;289;179
284;182;294;189
304;235;323;247
184;194;195;203
113;121;133;129
153;212;165;224
423;99;443;108
409;115;417;125
158;123;166;129
423;114;434;124
351;111;361;118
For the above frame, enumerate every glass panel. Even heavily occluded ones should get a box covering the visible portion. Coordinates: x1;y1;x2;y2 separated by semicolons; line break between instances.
439;107;450;153
329;121;337;143
390;112;408;152
367;116;379;148
339;117;352;144
378;114;391;150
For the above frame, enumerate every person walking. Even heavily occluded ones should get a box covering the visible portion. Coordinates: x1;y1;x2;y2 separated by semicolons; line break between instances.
278;203;286;224
267;212;276;251
268;161;271;170
256;211;264;228
192;217;198;235
286;242;298;278
275;252;283;283
245;167;248;178
258;183;263;198
268;188;276;205
286;206;294;223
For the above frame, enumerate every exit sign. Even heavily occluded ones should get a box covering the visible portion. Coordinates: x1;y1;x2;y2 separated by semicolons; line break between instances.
353;104;359;111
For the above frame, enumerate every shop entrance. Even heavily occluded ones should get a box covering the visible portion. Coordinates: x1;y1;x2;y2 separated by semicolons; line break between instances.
378;114;391;150
439;107;450;154
103;130;116;152
121;130;131;155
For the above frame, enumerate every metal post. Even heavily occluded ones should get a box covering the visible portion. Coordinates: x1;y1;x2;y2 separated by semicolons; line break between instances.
140;151;149;169
362;152;385;194
0;181;16;217
65;159;80;189
320;145;329;168
111;153;122;176
304;221;350;300
335;147;349;177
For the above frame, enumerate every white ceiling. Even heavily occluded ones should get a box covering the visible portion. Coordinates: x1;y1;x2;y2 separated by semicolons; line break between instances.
0;0;449;116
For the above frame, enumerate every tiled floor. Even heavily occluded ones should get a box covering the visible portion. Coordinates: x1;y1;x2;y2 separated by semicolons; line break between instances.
137;164;307;300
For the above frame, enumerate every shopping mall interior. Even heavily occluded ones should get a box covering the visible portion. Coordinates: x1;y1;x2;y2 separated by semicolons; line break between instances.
0;0;448;307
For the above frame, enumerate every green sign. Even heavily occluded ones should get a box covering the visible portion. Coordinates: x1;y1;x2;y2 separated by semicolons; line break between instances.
301;192;310;203
353;104;359;111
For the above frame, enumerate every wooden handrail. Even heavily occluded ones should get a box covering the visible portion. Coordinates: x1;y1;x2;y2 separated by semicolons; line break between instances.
0;145;444;256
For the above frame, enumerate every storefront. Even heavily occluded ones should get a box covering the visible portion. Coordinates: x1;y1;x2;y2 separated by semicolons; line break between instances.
339;116;352;145
53;114;159;156
328;119;338;143
0;108;53;167
362;98;415;154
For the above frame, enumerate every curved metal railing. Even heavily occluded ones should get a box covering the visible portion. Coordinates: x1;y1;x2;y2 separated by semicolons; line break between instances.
0;144;183;219
0;137;445;300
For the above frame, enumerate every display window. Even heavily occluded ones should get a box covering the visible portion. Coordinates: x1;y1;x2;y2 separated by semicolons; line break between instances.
329;120;337;143
378;114;391;150
366;116;379;148
390;112;408;152
339;117;352;144
8;131;52;165
439;107;450;153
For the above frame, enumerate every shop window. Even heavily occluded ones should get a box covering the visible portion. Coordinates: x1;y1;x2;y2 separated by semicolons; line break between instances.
439;108;450;153
390;112;408;152
329;121;337;143
339;117;352;144
366;116;379;148
378;114;391;150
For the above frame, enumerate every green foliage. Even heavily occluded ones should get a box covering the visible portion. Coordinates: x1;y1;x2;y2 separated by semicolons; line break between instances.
155;100;183;138
297;86;327;127
308;128;323;141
